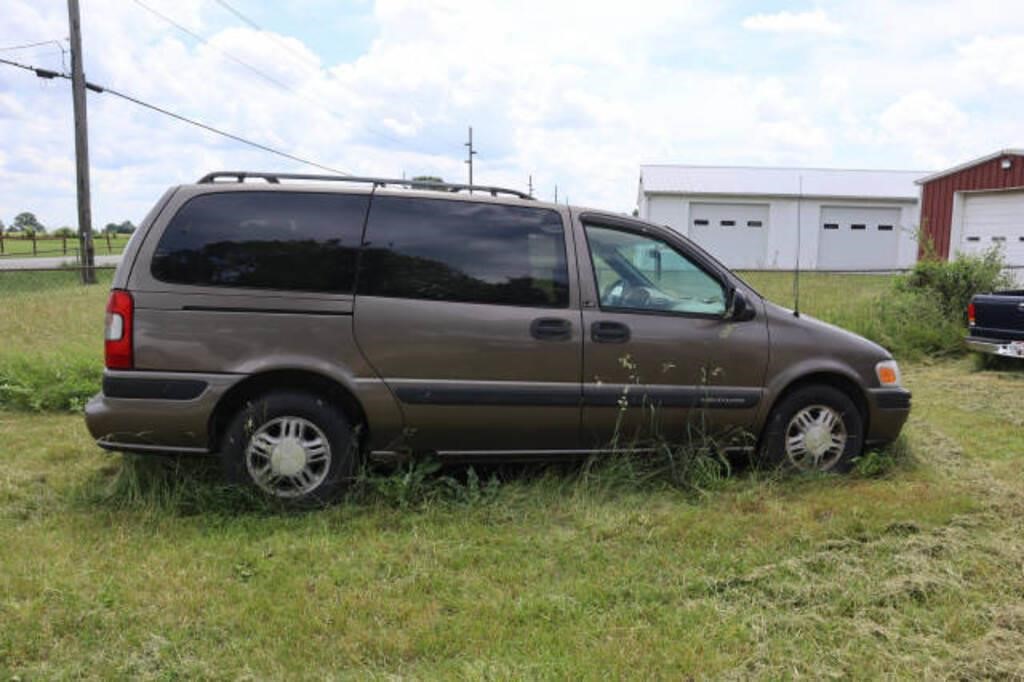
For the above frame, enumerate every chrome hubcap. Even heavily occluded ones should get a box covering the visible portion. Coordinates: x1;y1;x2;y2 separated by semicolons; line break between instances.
246;417;331;498
784;404;847;471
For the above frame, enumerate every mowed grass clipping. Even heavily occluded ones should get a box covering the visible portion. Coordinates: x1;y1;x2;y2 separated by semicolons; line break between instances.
2;361;1024;677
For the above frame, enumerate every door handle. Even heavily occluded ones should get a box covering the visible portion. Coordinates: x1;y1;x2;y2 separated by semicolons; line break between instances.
591;320;631;343
530;317;573;341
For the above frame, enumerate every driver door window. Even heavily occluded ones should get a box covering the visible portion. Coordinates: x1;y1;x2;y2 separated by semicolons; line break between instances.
585;225;726;316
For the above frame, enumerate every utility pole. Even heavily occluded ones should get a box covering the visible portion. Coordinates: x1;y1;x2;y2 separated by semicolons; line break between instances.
464;126;476;192
528;174;533;197
554;185;558;203
68;0;96;284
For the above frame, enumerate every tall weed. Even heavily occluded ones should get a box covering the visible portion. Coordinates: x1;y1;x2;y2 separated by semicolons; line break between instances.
0;355;100;411
833;250;1012;360
897;247;1012;320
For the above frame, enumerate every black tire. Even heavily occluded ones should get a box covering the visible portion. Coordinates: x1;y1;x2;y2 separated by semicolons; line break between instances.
760;384;864;473
221;391;356;506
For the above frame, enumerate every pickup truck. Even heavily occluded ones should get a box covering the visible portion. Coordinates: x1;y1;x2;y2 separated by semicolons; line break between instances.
967;290;1024;359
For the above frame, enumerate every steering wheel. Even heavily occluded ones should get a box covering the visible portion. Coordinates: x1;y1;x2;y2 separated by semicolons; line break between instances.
602;279;651;308
624;287;651;308
602;278;626;305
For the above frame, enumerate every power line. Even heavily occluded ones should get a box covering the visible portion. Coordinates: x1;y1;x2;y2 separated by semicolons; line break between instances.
133;0;305;97
203;0;454;157
100;84;351;176
0;39;68;70
0;39;67;51
0;57;351;176
133;0;416;150
211;0;319;71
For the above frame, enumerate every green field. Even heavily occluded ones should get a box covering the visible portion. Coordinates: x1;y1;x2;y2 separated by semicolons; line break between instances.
2;271;1023;678
0;234;129;258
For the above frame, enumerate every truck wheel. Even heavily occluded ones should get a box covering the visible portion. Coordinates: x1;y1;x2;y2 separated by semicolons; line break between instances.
221;391;356;505
761;384;863;473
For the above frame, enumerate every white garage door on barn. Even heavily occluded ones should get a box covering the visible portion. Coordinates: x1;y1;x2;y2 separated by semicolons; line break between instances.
817;206;902;270
689;202;769;269
959;190;1024;266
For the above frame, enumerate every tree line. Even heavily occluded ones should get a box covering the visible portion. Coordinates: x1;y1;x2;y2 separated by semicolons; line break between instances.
1;212;136;237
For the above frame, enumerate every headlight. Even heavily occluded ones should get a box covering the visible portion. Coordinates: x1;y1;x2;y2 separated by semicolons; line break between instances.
875;360;901;387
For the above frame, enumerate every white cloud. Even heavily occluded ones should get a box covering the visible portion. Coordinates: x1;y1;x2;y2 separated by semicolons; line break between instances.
742;9;843;35
877;91;970;167
956;35;1024;89
2;0;1024;227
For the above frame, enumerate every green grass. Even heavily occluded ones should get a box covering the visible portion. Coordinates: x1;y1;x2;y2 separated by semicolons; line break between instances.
0;234;129;258
2;270;1024;676
738;270;893;320
2;362;1023;677
0;270;113;411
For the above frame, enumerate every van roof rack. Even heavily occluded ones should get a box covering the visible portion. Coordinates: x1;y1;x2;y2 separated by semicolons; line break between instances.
196;171;535;200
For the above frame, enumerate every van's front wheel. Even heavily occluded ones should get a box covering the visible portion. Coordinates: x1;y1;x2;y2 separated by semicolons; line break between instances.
761;385;863;473
222;391;355;505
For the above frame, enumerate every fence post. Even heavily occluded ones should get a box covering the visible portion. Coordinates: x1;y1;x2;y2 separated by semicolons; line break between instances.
63;236;67;255
0;233;4;254
32;232;37;256
106;233;112;254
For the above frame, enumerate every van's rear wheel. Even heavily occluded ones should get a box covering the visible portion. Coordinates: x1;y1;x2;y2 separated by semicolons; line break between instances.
761;385;863;473
222;391;355;505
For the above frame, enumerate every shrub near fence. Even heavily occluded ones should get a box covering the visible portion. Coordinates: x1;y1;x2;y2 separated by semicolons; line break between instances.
0;233;129;257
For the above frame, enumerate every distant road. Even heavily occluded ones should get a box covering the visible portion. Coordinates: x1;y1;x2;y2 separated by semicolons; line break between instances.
0;254;122;270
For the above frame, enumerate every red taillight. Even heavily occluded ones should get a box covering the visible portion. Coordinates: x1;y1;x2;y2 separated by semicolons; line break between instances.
967;302;976;327
105;289;134;369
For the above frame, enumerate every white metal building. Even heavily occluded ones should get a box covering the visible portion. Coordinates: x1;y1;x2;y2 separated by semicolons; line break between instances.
637;165;931;270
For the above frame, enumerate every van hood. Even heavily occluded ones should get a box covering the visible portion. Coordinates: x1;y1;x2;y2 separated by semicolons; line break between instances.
762;300;893;363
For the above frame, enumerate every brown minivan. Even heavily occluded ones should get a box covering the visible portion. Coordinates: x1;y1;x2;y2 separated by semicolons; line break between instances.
85;172;911;502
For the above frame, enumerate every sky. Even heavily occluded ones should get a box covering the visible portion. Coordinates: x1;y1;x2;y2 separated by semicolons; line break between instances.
1;0;1023;229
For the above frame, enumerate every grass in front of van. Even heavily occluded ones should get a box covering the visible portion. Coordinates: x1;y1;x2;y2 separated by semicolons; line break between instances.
2;360;1024;678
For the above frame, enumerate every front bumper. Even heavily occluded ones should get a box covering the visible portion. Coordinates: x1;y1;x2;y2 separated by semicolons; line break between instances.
84;370;242;455
865;387;911;446
965;336;1024;359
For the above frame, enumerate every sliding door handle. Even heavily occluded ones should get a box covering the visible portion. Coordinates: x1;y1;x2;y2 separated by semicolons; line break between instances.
530;317;573;341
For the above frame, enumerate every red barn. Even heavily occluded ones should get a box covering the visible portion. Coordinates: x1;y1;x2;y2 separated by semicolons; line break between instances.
917;149;1024;265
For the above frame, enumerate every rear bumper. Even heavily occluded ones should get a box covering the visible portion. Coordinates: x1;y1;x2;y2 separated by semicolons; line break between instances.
965;336;1024;359
865;388;911;446
84;370;243;455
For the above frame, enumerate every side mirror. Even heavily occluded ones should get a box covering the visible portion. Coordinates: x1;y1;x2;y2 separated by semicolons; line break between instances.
726;288;756;322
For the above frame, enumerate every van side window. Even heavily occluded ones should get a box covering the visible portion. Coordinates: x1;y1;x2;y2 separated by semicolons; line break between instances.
359;197;570;308
151;192;369;293
585;224;726;316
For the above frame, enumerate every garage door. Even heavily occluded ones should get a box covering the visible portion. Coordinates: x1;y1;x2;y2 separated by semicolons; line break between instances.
960;190;1024;267
689;203;768;269
817;206;901;270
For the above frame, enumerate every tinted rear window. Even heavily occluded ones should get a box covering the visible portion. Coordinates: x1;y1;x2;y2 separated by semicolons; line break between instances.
359;197;569;307
151;192;369;293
